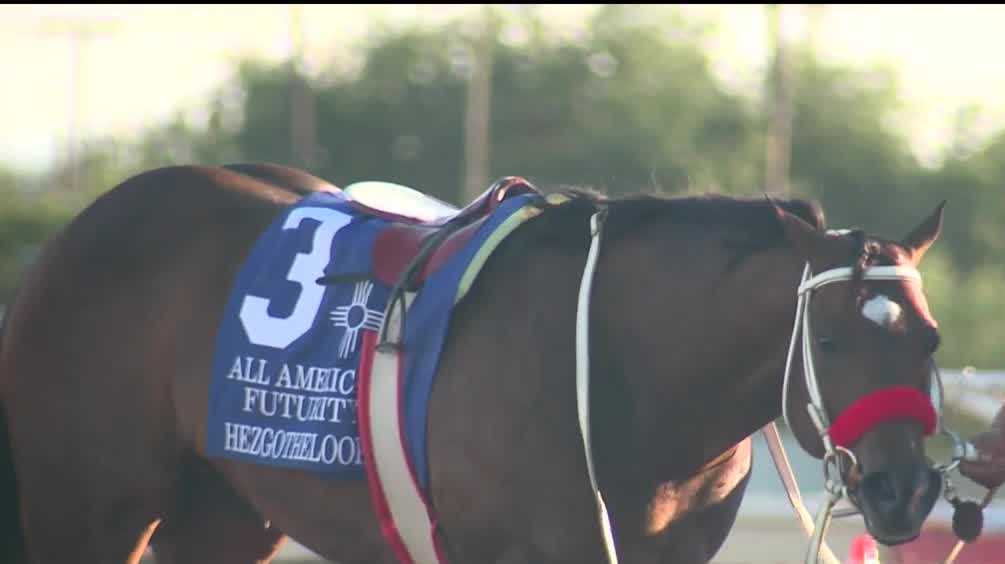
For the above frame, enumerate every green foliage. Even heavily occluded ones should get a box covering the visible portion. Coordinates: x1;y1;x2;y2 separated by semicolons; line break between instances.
917;133;1005;274
787;49;923;235
921;250;1005;369
488;5;762;195
311;27;468;202
0;176;84;302
230;5;761;203
1;7;1003;368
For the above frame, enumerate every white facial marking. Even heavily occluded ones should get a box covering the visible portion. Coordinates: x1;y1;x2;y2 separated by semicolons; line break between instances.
862;294;903;328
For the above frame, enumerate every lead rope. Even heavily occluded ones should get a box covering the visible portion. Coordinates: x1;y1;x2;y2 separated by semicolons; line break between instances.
762;422;843;564
576;210;620;564
776;265;844;564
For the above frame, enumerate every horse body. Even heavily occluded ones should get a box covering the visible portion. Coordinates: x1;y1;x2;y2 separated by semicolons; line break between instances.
0;164;944;563
423;202;788;562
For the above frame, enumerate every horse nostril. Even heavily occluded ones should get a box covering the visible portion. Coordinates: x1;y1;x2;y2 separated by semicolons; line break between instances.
861;471;903;509
860;466;941;515
856;465;941;544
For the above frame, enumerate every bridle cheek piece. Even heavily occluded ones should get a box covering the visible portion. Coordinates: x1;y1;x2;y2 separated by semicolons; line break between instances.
776;262;987;564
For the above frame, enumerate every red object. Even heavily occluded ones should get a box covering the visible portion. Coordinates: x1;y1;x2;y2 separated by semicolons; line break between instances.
892;528;1005;564
828;386;937;448
371;219;482;287
366;176;540;287
356;330;415;564
847;534;879;563
356;330;449;564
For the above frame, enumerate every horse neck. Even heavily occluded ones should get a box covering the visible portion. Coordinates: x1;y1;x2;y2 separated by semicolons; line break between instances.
590;236;805;489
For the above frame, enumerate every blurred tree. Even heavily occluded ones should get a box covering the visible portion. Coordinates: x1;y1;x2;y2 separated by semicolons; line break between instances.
785;47;925;238
918;127;1005;274
462;5;498;200
917;247;1005;370
764;4;793;195
1;6;1003;368
490;5;762;196
230;5;762;203
0;166;86;304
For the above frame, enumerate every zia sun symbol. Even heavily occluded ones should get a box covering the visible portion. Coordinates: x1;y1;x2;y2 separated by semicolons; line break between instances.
329;281;385;359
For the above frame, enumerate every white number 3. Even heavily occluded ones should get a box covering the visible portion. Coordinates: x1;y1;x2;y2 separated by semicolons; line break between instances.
239;206;352;349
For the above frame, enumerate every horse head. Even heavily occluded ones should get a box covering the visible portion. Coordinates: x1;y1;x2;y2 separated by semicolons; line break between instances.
774;202;947;546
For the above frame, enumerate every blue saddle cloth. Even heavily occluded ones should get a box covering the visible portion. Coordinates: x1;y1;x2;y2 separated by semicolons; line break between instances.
206;189;541;485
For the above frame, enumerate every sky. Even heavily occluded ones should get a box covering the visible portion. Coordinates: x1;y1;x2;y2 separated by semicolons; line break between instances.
2;4;1005;173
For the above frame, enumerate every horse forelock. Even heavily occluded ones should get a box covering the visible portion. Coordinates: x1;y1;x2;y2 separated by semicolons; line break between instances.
844;234;939;332
847;232;910;290
850;230;874;285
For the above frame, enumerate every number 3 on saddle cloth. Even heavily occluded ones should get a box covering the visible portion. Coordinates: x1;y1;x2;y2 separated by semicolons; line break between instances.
205;177;558;564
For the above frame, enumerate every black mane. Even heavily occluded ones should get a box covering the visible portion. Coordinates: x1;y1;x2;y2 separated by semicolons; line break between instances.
597;192;826;242
509;189;826;263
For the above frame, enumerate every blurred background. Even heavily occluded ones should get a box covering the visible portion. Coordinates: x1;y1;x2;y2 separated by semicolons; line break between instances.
2;4;1004;563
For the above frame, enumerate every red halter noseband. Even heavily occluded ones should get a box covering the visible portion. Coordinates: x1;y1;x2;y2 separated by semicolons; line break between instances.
826;385;937;448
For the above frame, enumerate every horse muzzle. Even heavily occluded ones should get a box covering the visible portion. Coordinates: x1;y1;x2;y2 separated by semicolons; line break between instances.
851;462;942;546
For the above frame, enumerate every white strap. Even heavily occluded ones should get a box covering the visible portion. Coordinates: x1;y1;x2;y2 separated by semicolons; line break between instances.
776;259;927;563
369;292;445;564
576;211;620;564
799;265;921;295
782;264;811;435
761;423;842;564
789;263;924;434
802;292;827;428
577;231;924;564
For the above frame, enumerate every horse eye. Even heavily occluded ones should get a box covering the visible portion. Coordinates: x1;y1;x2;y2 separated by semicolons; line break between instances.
817;336;837;352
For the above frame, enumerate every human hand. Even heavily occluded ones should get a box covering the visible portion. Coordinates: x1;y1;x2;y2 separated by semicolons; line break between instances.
958;425;1005;491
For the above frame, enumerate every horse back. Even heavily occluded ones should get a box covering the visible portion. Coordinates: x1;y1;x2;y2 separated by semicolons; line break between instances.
0;165;327;560
0;164;324;454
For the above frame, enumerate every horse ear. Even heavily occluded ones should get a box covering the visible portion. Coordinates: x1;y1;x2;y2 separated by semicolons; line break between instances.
769;199;828;262
901;201;946;263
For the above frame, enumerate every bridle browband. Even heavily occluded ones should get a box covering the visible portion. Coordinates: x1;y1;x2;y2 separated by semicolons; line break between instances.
771;239;991;564
781;262;937;459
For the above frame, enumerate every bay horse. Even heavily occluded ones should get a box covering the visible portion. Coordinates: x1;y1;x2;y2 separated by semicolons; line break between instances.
0;163;948;563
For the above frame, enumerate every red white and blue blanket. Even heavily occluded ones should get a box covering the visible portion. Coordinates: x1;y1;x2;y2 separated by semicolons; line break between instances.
206;189;544;487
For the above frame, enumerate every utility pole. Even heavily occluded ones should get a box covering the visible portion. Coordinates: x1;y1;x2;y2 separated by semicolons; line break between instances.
462;5;496;201
764;4;792;195
36;18;120;192
806;4;827;56
289;4;317;170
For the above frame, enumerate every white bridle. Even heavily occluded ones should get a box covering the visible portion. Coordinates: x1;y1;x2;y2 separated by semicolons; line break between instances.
781;262;926;459
572;214;930;564
779;260;933;564
573;214;981;564
772;258;995;564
